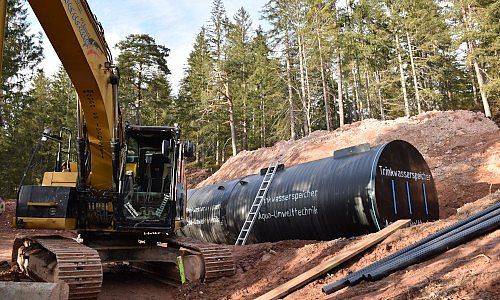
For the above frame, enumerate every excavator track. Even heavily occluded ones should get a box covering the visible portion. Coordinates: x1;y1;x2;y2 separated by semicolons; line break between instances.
167;236;235;282
13;235;103;299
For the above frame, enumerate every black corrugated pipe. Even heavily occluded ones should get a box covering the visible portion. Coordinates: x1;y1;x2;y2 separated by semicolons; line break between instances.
181;140;439;244
366;211;499;281
322;202;500;294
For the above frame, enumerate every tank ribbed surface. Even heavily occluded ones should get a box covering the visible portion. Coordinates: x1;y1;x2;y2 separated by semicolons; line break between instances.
181;140;438;244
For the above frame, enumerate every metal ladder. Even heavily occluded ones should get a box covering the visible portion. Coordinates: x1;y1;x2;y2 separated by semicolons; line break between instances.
235;161;279;245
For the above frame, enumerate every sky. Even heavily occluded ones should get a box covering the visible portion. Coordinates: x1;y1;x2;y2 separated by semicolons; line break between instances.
26;0;269;95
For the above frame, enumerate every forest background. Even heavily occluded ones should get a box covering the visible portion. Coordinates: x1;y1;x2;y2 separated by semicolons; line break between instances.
0;0;498;197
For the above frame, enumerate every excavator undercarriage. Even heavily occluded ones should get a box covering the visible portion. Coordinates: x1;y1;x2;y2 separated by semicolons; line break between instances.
13;235;235;299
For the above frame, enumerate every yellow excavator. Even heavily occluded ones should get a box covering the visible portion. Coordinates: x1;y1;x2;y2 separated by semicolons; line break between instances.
1;1;234;298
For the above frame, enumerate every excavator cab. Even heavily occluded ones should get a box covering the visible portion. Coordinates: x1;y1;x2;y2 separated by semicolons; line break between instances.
116;125;181;232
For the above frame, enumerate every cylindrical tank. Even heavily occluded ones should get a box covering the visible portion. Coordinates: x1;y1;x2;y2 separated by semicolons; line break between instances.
181;140;438;244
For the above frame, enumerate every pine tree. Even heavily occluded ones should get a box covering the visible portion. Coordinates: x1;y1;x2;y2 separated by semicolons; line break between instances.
0;0;43;197
178;27;219;166
248;27;286;147
263;0;298;139
115;34;171;125
225;7;253;151
1;0;43;129
455;0;498;117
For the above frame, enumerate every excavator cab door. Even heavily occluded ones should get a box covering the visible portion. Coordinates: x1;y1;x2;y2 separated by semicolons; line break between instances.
116;125;180;233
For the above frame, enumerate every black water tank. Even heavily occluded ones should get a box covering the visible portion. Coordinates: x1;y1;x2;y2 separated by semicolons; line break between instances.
181;140;438;244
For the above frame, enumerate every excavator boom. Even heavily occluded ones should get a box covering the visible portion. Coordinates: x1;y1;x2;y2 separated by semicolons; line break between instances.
29;0;115;189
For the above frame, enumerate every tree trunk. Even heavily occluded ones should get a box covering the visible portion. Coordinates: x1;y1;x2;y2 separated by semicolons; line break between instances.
364;66;372;118
406;31;422;114
317;30;332;131
461;6;490;117
285;30;297;140
447;82;453;108
472;58;491;118
469;64;478;104
242;101;248;151
337;54;345;126
303;44;312;132
223;81;238;156
395;33;410;117
352;63;362;121
242;71;248;150
215;124;220;166
297;34;310;136
260;95;266;148
252;108;256;146
195;134;201;165
136;64;144;125
375;70;385;121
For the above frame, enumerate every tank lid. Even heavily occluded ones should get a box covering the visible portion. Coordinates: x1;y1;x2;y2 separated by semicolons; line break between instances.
333;143;371;159
259;163;285;175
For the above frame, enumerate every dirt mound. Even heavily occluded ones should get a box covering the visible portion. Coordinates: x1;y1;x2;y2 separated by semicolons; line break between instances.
196;110;500;218
186;168;214;189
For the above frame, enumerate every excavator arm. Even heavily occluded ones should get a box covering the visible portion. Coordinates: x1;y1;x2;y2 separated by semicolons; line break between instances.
28;0;116;190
